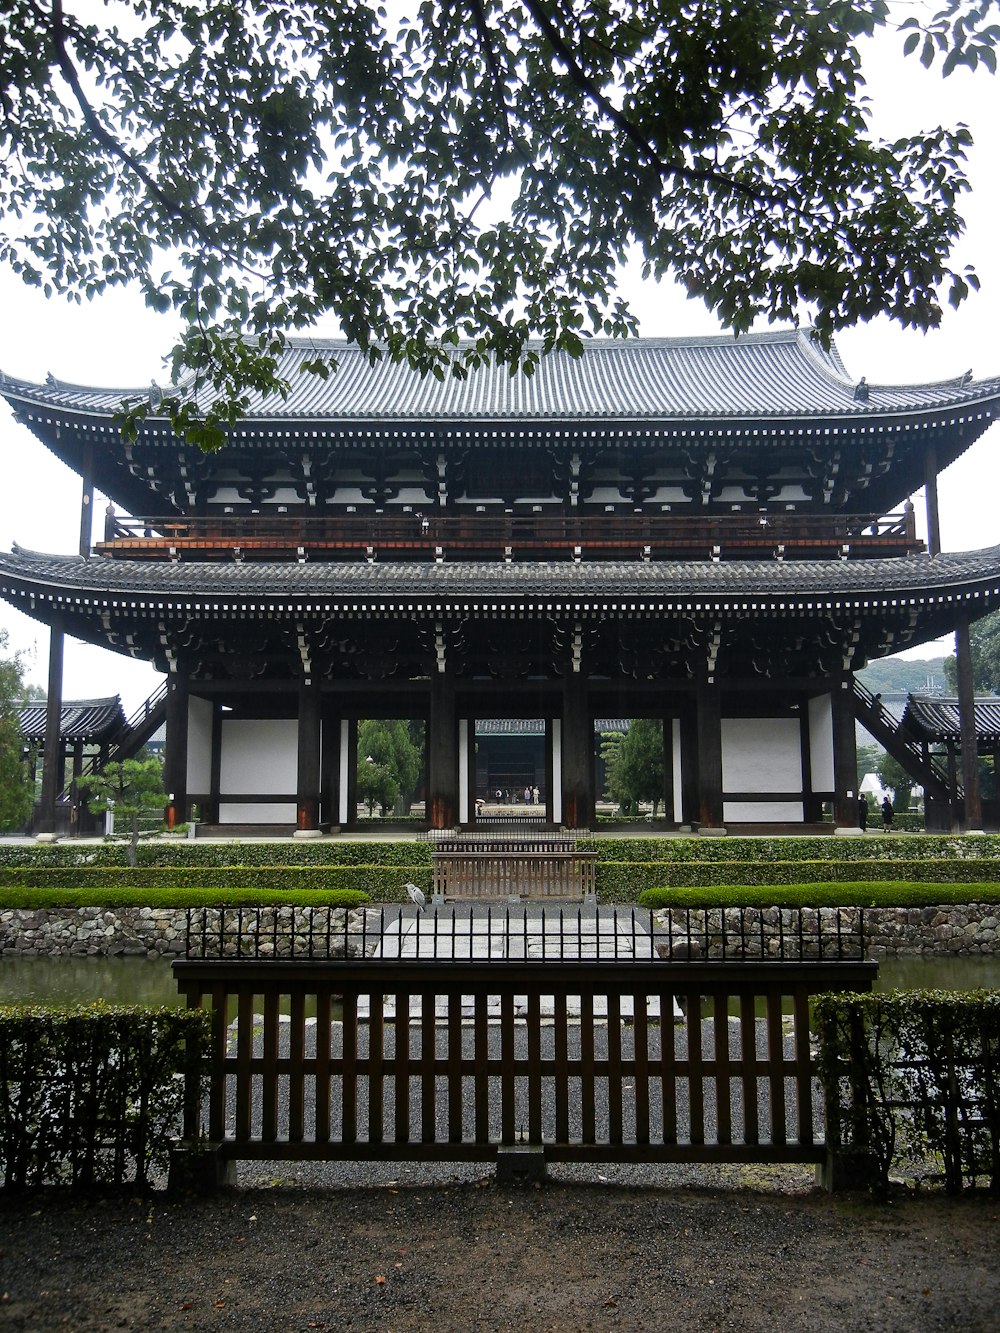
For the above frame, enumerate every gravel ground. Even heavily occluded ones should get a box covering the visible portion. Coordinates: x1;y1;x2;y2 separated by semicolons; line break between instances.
1;1172;999;1332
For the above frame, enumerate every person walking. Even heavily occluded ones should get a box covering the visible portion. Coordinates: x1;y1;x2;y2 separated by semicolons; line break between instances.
881;794;894;831
857;794;868;832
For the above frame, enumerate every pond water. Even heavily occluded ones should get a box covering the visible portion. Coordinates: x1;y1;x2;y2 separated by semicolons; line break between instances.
0;953;999;1009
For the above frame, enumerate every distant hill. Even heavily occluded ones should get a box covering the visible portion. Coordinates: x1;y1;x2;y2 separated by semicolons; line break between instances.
857;655;948;697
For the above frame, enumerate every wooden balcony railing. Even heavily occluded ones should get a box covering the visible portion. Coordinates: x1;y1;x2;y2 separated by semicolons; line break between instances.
95;509;921;563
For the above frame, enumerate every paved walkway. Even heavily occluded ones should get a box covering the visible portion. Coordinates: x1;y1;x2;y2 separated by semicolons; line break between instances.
357;905;680;1021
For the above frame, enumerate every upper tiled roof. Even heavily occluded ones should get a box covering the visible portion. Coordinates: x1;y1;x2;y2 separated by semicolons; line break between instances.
3;331;999;424
3;544;1000;605
17;696;125;743
902;693;1000;743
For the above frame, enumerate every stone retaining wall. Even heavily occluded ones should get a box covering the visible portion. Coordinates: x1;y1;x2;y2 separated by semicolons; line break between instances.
0;906;360;959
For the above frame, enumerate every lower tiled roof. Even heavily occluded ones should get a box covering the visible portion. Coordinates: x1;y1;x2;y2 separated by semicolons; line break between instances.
18;696;125;743
902;693;1000;743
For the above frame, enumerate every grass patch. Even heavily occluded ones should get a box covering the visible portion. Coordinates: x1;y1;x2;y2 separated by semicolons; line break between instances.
637;882;1000;910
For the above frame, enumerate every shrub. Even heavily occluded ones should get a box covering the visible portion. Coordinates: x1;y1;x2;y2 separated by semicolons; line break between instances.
815;990;1000;1194
637;882;1000;909
0;1004;210;1190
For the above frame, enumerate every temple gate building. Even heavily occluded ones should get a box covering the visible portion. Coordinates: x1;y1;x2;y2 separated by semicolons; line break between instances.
2;330;999;834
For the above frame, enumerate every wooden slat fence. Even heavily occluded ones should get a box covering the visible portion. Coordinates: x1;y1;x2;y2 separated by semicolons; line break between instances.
173;958;877;1167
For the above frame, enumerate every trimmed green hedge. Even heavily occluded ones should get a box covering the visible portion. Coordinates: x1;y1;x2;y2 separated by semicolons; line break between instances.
578;835;1000;863
0;864;430;899
637;882;1000;909
0;841;435;869
0;1004;210;1189
0;885;376;910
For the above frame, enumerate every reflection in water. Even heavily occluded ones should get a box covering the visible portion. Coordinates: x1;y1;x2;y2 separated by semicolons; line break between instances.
0;953;998;1011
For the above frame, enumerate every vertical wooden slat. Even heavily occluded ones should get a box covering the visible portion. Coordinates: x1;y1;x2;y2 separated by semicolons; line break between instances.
713;989;731;1146
287;990;306;1143
527;991;542;1142
448;990;463;1143
793;987;814;1146
766;989;786;1146
554;991;569;1143
235;988;254;1145
500;990;516;1144
421;990;436;1142
394;992;410;1144
314;984;332;1145
208;982;228;1142
607;992;623;1145
474;992;490;1143
739;991;759;1147
261;989;280;1142
687;991;704;1146
368;990;385;1145
580;991;596;1143
633;989;649;1146
660;988;678;1145
342;986;358;1145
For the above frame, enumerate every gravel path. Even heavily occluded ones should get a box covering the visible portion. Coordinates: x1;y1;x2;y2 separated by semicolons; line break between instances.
2;1177;998;1331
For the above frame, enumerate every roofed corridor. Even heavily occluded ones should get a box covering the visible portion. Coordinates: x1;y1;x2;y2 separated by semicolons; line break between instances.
97;508;921;563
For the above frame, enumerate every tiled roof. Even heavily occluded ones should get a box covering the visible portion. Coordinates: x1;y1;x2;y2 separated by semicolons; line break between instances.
476;719;630;735
3;545;1000;609
902;693;1000;743
17;696;126;743
3;331;999;424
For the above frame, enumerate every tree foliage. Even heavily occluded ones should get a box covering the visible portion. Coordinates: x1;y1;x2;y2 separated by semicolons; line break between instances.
877;753;915;813
0;632;34;832
604;719;664;816
356;718;422;816
944;610;1000;694
0;0;994;448
85;756;166;865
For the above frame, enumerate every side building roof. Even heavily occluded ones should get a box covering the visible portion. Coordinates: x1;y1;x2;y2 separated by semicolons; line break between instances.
17;696;126;744
902;693;1000;745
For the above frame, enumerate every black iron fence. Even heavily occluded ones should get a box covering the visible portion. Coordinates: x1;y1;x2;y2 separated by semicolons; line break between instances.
182;904;866;963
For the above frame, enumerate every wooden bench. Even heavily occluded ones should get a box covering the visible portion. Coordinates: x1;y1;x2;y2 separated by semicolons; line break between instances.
432;842;597;901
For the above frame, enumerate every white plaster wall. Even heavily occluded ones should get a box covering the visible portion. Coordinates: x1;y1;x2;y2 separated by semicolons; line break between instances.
722;718;801;793
724;800;804;822
808;693;835;792
220;719;298;795
671;719;683;823
186;695;213;792
219;802;297;822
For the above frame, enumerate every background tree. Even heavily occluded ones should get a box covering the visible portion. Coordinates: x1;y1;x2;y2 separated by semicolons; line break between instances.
357;718;422;817
1;1;993;448
944;609;1000;693
876;753;916;814
606;718;664;817
856;740;884;791
85;756;166;866
0;632;34;832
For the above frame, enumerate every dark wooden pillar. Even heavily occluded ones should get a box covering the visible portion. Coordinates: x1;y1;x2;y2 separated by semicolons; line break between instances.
955;614;983;831
696;679;724;827
207;703;222;824
79;441;94;559
295;678;321;832
831;676;859;827
924;443;941;558
661;716;675;824
321;709;338;828
561;674;594;830
163;675;188;828
428;674;458;829
39;622;65;834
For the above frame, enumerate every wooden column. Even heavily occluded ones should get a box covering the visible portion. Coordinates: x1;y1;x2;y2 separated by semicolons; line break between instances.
207;703;222;824
661;717;676;824
428;674;458;829
924;443;941;558
321;709;338;829
955;614;983;832
695;678;724;828
561;673;594;830
295;678;321;833
831;677;859;827
79;441;95;559
38;622;65;834
679;704;699;826
163;675;188;828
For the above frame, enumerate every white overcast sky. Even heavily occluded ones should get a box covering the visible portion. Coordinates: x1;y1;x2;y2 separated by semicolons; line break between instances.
0;15;998;712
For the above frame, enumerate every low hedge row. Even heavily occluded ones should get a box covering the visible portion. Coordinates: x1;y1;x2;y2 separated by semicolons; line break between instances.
0;1004;210;1189
593;858;1000;900
636;882;1000;909
2;833;999;871
0;865;429;899
0;886;375;909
